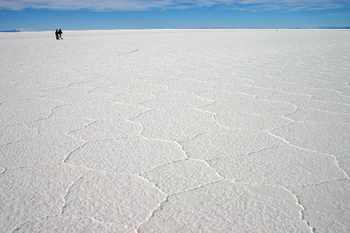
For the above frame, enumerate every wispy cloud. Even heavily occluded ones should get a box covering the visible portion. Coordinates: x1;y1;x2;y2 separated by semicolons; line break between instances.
0;0;349;11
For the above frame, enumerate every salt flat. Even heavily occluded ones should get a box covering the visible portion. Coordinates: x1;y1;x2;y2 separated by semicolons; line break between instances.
0;29;349;232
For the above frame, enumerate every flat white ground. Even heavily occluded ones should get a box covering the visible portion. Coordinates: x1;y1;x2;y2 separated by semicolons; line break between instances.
0;29;349;232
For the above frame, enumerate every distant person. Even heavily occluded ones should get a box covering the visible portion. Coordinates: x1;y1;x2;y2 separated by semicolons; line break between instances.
58;29;63;39
55;29;59;40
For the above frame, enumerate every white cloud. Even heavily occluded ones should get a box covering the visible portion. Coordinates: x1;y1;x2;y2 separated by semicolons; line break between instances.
0;0;349;11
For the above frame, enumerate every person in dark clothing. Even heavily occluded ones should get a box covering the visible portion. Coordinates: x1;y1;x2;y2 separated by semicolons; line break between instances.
55;29;59;40
58;29;63;39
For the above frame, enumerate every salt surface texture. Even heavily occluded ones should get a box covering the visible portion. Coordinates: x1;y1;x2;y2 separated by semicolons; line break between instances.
1;29;349;232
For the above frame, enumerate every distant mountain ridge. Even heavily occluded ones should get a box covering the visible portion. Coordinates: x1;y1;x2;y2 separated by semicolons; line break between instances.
0;29;21;32
316;26;350;29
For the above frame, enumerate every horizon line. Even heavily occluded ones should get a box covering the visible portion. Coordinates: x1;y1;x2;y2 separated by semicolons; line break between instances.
2;26;350;33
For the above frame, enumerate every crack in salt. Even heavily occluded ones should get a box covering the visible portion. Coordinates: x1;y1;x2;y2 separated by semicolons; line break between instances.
60;171;89;216
0;167;6;175
284;187;315;233
0;139;26;148
136;179;224;232
267;130;350;179
62;142;88;164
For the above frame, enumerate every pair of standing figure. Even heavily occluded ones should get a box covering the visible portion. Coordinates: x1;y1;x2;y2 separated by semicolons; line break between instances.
55;29;63;40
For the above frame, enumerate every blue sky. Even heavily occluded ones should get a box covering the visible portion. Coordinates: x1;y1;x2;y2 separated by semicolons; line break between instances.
0;0;349;31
